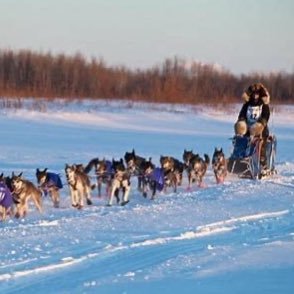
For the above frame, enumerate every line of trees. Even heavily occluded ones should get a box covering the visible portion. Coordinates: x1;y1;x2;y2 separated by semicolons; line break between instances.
0;49;293;103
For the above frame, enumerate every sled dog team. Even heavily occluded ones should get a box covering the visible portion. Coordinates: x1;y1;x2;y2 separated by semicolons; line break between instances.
0;148;227;221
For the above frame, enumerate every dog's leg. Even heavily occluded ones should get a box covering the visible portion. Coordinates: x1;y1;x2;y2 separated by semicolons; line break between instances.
106;178;114;200
51;188;60;208
137;175;141;191
98;177;102;197
214;172;219;184
14;203;20;218
214;170;222;184
121;179;130;206
14;197;25;218
187;171;192;190
75;190;83;210
108;179;120;206
10;204;15;218
49;188;56;207
175;171;181;186
74;188;81;209
142;177;148;198
76;184;84;209
198;174;207;188
70;187;77;207
114;188;120;203
178;172;183;186
106;178;111;198
32;191;43;213
0;206;5;221
151;181;156;200
71;186;81;208
19;199;27;218
55;189;60;208
2;207;6;221
173;174;177;193
163;175;168;193
85;185;92;205
23;197;29;217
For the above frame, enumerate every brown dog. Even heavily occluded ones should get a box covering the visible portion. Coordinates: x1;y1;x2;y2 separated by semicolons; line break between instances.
11;172;43;218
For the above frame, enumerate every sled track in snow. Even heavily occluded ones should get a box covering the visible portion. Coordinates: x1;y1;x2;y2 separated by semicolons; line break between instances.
0;209;290;282
265;180;294;189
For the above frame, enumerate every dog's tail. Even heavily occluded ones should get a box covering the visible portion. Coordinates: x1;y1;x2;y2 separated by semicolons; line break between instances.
84;158;99;174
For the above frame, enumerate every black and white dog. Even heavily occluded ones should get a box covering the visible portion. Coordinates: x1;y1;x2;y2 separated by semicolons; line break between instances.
160;155;185;191
184;153;210;188
124;149;150;191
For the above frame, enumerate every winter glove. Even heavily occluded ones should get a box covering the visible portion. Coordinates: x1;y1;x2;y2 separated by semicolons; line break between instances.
234;120;247;136
249;122;264;137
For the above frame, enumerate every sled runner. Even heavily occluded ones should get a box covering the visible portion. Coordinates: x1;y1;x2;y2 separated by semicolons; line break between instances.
227;134;277;179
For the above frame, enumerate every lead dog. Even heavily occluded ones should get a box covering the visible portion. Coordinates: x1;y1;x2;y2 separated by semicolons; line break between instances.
212;148;227;184
36;168;63;208
65;164;93;209
11;172;43;218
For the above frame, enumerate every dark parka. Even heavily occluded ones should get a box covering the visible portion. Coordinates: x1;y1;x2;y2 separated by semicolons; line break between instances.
237;83;270;137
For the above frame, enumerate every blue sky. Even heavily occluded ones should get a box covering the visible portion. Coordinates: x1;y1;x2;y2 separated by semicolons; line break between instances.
1;0;293;74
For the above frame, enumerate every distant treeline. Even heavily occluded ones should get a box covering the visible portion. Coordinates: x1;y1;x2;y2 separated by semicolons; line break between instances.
0;49;293;103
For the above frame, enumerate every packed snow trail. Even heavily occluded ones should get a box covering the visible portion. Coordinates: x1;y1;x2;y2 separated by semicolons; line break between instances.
1;100;294;293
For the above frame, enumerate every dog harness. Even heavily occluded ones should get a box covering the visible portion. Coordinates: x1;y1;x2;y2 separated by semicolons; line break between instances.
0;182;13;208
148;167;165;191
41;172;63;196
99;160;114;175
46;172;63;189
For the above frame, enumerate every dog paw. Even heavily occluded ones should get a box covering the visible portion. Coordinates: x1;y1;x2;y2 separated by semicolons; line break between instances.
198;182;207;188
121;200;129;206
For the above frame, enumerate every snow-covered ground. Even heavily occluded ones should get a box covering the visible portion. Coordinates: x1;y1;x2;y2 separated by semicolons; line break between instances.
0;99;294;293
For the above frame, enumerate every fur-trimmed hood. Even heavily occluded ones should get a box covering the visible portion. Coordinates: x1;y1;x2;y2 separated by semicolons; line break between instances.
242;83;270;105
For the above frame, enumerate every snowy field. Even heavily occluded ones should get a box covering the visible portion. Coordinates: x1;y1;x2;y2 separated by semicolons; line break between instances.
0;99;294;294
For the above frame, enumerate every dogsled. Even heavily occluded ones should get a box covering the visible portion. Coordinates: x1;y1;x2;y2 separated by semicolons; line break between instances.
227;134;277;179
